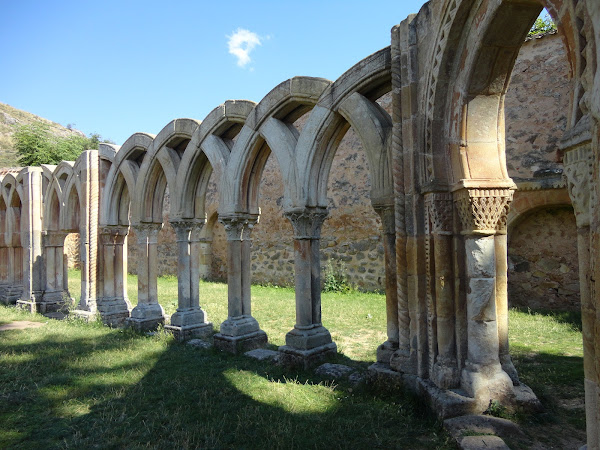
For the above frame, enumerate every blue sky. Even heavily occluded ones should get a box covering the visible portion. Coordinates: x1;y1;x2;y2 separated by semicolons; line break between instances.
0;0;426;145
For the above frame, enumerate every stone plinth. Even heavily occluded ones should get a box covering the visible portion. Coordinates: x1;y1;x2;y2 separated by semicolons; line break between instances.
214;315;267;353
126;303;165;332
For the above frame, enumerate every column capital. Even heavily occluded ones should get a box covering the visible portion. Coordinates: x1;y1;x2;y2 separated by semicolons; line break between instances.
373;203;395;236
100;225;129;245
425;192;453;235
284;207;328;240
132;222;162;244
219;215;246;241
453;188;513;236
170;219;205;243
563;143;593;228
42;230;69;247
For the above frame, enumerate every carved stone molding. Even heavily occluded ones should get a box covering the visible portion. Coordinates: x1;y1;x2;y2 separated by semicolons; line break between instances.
425;192;453;235
219;215;246;241
284;208;328;240
373;204;395;236
100;226;129;246
132;223;162;244
454;188;514;235
42;231;69;247
563;143;593;228
170;219;205;243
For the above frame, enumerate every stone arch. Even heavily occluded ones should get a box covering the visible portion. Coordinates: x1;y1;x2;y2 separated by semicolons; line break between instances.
101;133;154;226
1;173;25;304
132;119;198;224
174;100;255;220
507;188;573;233
296;47;392;209
220;76;331;216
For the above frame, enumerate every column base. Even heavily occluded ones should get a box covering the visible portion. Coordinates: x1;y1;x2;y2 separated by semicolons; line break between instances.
165;322;213;342
389;348;419;375
432;357;460;389
284;325;334;350
0;284;23;304
126;303;165;332
368;362;542;419
460;363;515;410
97;296;132;327
17;296;69;314
376;339;399;364
214;330;268;354
278;342;337;370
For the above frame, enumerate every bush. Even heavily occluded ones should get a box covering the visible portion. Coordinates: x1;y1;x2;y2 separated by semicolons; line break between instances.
323;259;354;293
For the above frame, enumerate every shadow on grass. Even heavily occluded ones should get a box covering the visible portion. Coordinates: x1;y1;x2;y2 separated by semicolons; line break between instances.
0;326;451;449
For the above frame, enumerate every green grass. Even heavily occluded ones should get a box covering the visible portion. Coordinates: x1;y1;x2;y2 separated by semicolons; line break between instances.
0;270;584;449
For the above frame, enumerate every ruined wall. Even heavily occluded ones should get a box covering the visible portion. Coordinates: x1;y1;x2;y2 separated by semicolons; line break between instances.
505;32;570;179
508;206;580;310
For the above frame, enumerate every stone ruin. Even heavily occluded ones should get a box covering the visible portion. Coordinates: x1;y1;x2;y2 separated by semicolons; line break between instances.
1;0;599;447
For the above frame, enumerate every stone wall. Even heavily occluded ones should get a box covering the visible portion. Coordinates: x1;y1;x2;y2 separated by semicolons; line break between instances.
508;206;580;310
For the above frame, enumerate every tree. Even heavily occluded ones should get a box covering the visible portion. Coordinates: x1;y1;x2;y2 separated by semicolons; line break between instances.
13;123;113;166
529;12;557;37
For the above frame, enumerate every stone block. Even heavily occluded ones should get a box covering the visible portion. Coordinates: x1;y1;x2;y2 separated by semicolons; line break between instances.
244;348;279;361
278;342;337;370
458;436;509;450
164;322;213;342
315;363;354;379
214;330;268;354
186;339;213;350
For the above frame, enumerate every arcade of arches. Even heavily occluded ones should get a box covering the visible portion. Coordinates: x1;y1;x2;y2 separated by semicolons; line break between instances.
1;0;599;447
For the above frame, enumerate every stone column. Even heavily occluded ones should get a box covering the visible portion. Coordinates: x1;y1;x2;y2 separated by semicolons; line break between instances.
127;222;165;331
495;212;519;385
426;193;460;389
17;168;45;312
41;230;71;307
563;143;599;448
279;207;336;368
214;214;267;353
374;204;399;364
454;187;515;405
96;226;131;326
0;239;10;304
165;219;212;340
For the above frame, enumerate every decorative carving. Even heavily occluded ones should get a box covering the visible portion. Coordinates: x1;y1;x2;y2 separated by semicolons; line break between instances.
284;208;328;240
132;223;162;244
373;204;395;236
425;193;453;235
100;226;129;246
42;231;69;247
563;144;593;227
219;215;246;241
454;188;513;235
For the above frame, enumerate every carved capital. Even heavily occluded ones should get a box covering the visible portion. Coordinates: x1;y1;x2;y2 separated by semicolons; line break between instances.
373;204;395;236
425;192;453;235
132;222;162;244
284;208;328;240
243;215;259;241
563;144;593;228
454;188;513;235
42;230;69;247
219;215;246;241
100;225;129;245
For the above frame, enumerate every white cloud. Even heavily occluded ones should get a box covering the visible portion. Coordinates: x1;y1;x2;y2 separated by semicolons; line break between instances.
227;28;262;68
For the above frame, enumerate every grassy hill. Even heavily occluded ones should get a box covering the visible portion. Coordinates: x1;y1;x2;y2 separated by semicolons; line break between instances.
0;102;86;168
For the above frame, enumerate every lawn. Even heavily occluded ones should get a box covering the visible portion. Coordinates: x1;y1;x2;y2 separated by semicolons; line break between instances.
0;270;586;449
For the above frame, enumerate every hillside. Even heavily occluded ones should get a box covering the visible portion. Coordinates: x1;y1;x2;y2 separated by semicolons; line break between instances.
0;102;86;168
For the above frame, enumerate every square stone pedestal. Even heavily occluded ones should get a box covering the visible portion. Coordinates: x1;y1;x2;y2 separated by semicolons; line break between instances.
165;323;213;341
214;329;268;353
278;342;337;370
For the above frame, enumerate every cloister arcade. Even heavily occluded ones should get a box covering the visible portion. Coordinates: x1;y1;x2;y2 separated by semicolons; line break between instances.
1;0;599;447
